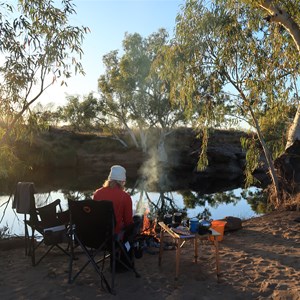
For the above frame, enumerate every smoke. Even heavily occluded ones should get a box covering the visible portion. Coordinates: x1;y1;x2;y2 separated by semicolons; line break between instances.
134;130;184;218
139;147;160;190
135;189;148;215
138;134;179;192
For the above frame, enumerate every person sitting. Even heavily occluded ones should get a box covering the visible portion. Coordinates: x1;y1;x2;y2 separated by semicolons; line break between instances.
93;165;134;238
93;165;142;271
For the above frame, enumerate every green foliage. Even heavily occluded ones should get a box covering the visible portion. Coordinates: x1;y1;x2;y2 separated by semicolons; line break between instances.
61;191;93;201
240;136;260;187
98;29;187;150
167;0;300;195
241;188;269;214
58;93;101;131
180;189;241;209
259;103;290;159
179;190;206;208
179;189;251;219
0;0;88;176
0;1;88;133
0;121;49;179
181;187;268;216
30;102;63;128
0;144;28;179
197;128;208;171
203;191;241;207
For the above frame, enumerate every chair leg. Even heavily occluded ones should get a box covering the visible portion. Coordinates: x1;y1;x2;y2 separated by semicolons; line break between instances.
24;220;29;256
55;244;71;257
68;235;115;294
115;241;140;278
34;244;55;266
31;229;36;266
68;236;74;284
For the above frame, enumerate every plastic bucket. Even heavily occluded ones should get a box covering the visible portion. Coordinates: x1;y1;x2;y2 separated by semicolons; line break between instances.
189;218;199;233
209;220;227;241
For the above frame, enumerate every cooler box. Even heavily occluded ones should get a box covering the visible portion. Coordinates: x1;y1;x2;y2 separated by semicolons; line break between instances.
209;220;227;241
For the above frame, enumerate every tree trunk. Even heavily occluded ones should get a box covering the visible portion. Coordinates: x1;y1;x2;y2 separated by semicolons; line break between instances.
256;1;300;207
259;0;300;148
139;129;148;153
249;106;281;207
124;124;140;149
157;133;168;163
259;1;300;52
286;104;300;150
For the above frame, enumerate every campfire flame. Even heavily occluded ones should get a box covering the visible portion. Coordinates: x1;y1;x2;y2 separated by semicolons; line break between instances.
141;208;157;236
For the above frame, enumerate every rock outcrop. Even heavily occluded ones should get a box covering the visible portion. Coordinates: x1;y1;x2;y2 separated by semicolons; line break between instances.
150;128;269;193
14;127;270;194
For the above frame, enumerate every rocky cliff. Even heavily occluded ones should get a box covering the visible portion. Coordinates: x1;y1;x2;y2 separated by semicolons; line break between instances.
13;127;269;194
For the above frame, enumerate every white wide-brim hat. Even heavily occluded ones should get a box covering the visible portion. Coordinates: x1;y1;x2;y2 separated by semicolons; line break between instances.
108;165;126;181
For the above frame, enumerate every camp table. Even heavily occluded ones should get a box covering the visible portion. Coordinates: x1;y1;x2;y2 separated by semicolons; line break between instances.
158;221;221;280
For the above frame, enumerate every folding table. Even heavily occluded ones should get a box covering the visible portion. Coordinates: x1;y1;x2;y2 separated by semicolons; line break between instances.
158;221;221;280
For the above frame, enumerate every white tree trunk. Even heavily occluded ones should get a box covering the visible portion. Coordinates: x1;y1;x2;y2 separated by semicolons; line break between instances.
111;136;128;148
249;106;281;206
260;0;300;52
124;125;140;149
286;104;300;149
259;0;300;149
157;133;168;163
139;129;148;153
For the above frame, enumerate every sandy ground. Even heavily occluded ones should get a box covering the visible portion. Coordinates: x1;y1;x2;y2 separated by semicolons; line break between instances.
1;210;300;300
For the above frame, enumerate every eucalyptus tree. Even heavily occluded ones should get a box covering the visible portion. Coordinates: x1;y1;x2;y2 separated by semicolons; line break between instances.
98;29;186;154
58;93;101;132
0;0;88;178
243;0;300;149
0;0;88;143
160;0;299;207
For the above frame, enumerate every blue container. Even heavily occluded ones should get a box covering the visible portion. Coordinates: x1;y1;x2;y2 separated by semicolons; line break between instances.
189;218;199;233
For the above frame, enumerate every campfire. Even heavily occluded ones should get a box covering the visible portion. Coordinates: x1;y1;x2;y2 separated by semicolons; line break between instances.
134;208;160;253
141;207;157;236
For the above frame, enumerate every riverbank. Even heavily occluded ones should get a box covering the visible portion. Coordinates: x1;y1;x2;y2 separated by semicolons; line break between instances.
1;210;300;299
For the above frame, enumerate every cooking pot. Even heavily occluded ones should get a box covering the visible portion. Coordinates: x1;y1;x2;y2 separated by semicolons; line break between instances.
198;219;212;235
199;219;211;228
164;214;172;225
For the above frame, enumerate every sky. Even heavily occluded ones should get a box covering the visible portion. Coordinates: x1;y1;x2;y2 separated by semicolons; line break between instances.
40;0;185;107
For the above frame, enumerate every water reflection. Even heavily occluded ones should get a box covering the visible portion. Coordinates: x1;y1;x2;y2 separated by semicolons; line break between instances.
0;170;266;237
0;185;263;237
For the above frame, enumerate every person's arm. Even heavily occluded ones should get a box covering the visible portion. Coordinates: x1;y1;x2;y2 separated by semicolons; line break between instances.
122;194;135;242
123;194;133;227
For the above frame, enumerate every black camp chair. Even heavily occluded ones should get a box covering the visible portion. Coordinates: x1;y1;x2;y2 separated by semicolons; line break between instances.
68;199;140;295
27;199;70;266
12;182;70;265
12;182;36;255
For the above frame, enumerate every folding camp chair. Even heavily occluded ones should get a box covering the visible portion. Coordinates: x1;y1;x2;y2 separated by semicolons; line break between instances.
27;199;70;266
13;182;70;266
68;199;140;295
12;182;36;255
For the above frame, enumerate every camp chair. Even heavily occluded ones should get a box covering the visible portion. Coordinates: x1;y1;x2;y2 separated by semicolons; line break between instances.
68;199;140;295
12;182;36;255
28;199;70;266
12;182;70;265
